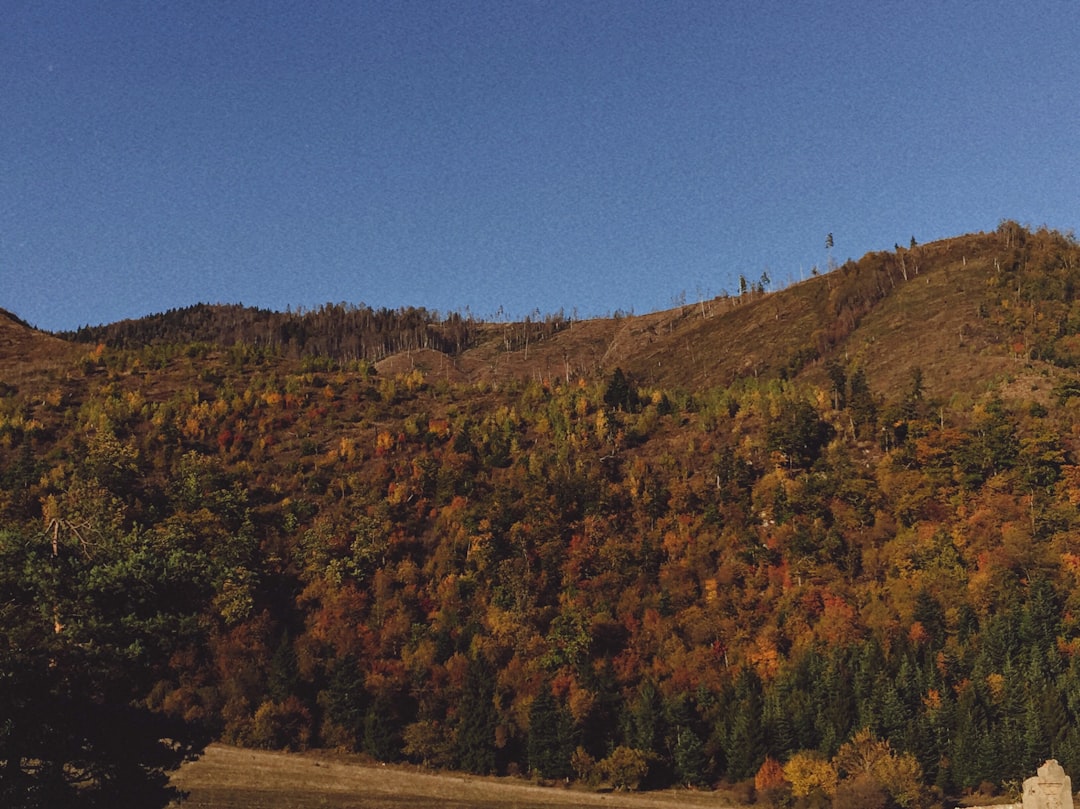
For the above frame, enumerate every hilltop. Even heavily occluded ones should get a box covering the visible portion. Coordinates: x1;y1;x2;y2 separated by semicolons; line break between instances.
47;222;1072;404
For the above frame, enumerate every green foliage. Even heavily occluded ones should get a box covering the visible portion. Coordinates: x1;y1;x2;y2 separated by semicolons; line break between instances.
766;395;833;470
603;367;639;412
0;527;208;808
527;682;574;779
454;655;497;774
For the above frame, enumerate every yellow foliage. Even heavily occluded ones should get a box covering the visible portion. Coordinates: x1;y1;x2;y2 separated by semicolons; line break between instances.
401;368;425;392
594;409;610;443
703;577;718;604
375;430;396;455
566;679;596;723
833;728;924;809
784;751;838;797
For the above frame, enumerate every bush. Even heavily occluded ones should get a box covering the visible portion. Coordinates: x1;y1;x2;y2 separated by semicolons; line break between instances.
249;697;312;751
402;720;456;768
784;751;838;798
570;746;598;786
833;772;887;809
598;746;650;791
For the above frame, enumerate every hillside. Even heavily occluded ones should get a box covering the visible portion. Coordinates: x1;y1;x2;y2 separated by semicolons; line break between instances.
55;223;1075;404
5;222;1080;806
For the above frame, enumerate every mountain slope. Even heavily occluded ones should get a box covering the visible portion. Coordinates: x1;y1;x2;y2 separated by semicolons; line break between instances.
48;224;1076;405
5;223;1080;797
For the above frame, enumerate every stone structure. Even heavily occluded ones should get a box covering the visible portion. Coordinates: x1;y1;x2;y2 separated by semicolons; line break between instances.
1023;760;1073;809
966;761;1073;809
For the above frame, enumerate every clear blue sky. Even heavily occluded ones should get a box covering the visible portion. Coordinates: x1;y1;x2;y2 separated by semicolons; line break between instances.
4;1;1078;332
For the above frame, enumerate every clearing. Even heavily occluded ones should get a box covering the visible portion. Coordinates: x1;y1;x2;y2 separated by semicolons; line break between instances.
169;744;736;808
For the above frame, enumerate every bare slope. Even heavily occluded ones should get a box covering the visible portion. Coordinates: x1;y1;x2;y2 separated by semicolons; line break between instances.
0;308;82;393
453;228;1057;402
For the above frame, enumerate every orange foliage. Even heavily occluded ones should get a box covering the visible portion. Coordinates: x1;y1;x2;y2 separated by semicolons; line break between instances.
755;755;789;792
816;592;861;646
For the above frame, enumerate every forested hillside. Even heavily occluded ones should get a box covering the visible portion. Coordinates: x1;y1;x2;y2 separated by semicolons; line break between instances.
4;223;1080;807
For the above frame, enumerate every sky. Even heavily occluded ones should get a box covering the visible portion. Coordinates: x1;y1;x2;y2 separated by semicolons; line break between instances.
3;1;1079;333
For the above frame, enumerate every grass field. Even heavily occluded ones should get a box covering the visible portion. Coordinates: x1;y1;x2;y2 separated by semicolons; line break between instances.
169;745;737;808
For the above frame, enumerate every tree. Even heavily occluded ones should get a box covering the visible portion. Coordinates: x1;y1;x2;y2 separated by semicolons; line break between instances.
528;682;573;779
755;756;790;804
320;654;369;750
364;693;403;761
455;654;498;774
667;694;708;786
603;368;638;413
847;368;877;437
0;526;208;808
825;359;847;410
599;746;650;790
766;397;834;470
723;668;767;781
784;751;838;799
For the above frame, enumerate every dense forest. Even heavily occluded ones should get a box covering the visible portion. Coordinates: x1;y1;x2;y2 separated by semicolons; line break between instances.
5;223;1080;807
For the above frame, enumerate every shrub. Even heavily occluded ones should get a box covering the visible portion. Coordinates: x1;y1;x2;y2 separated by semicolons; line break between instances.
598;746;650;791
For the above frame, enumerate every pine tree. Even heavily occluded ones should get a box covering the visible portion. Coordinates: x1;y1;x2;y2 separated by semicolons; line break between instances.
455;655;497;774
364;693;402;761
724;668;767;781
666;693;707;786
268;631;299;703
0;526;208;807
527;682;573;779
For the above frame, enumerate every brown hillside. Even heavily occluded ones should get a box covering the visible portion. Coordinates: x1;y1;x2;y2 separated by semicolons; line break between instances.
7;226;1077;406
439;228;1055;402
0;308;81;393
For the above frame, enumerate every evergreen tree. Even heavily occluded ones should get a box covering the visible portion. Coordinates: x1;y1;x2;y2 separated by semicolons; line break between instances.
364;693;402;761
723;668;766;781
627;678;664;755
527;682;573;779
323;655;369;749
455;655;497;774
578;659;622;758
1023;577;1062;656
603;367;638;412
268;630;300;703
666;693;707;786
814;649;856;757
0;526;208;808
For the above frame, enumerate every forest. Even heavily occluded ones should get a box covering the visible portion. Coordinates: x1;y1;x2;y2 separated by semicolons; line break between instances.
4;223;1080;808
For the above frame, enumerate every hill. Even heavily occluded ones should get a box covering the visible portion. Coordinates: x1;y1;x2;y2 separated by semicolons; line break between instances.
0;306;82;392
54;222;1074;404
5;222;1080;805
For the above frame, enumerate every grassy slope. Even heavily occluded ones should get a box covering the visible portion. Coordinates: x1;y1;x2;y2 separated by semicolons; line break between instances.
169;745;735;809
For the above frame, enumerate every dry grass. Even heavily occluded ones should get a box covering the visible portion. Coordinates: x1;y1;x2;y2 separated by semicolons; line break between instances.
169;745;737;809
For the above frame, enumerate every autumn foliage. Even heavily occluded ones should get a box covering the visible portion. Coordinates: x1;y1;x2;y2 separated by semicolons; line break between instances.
6;226;1080;804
